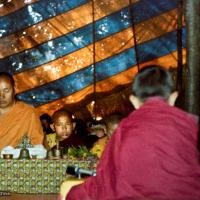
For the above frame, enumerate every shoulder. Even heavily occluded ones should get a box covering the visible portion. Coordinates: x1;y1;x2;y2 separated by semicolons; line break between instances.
15;101;38;114
16;101;33;108
94;136;108;146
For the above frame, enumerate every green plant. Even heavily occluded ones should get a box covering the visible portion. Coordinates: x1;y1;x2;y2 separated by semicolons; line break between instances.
66;146;96;158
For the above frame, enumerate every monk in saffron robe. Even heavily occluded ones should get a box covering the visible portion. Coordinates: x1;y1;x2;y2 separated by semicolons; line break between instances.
0;72;44;150
61;65;200;200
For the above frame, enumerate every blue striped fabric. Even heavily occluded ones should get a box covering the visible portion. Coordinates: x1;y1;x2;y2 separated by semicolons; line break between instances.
0;0;89;38
0;0;178;74
0;0;183;114
17;28;186;107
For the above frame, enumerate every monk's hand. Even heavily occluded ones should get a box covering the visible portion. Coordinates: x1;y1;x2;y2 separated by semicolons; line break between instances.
59;179;84;200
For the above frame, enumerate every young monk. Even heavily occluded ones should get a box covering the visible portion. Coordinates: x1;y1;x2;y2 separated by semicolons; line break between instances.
51;109;84;150
0;72;44;150
90;114;122;158
104;114;122;137
61;65;200;200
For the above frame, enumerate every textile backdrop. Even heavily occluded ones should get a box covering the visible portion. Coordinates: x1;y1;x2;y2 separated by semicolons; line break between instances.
0;0;185;119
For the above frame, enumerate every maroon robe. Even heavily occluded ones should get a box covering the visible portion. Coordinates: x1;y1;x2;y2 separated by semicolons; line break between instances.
66;98;200;200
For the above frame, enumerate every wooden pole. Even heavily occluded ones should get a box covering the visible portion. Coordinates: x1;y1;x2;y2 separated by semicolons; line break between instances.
176;0;183;91
185;0;200;116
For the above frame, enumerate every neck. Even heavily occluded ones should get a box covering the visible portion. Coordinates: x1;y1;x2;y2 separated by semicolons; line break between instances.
0;100;16;116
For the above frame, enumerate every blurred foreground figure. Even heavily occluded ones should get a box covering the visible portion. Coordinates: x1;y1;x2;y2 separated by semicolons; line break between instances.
61;65;200;200
0;72;44;150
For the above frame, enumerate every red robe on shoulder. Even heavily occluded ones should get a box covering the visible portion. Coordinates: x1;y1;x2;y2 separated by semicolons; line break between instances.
66;98;200;200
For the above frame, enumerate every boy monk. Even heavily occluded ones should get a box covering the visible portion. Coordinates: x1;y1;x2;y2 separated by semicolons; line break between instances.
51;109;84;150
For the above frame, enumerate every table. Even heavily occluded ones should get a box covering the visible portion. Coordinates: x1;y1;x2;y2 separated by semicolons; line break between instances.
0;158;95;194
0;193;58;200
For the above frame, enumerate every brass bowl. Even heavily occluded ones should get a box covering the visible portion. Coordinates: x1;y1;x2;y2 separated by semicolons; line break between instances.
46;150;54;159
31;155;37;159
3;154;13;159
53;149;62;157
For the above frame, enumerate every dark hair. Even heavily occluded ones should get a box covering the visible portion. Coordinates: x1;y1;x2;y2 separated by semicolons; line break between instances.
132;65;175;102
40;113;52;123
104;114;122;126
0;72;15;87
51;109;72;123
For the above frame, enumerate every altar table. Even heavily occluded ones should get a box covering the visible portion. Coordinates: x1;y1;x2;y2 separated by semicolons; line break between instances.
0;158;94;194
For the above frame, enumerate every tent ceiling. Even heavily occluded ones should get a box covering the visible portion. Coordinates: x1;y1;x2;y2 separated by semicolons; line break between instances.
0;0;185;119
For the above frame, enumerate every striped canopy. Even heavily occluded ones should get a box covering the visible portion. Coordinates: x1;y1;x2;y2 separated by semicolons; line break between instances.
0;0;185;119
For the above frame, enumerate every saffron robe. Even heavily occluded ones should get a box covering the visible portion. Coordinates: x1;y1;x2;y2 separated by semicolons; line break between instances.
0;101;44;149
67;98;200;200
90;136;109;158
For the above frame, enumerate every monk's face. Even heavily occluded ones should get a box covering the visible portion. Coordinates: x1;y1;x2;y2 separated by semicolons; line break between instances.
106;122;119;137
53;114;73;141
0;76;15;109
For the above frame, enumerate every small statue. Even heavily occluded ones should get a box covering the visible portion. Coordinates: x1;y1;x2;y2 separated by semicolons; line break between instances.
16;135;33;149
17;135;32;159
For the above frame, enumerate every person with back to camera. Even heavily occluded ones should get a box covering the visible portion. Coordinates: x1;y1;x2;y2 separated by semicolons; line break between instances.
59;65;200;200
0;72;44;150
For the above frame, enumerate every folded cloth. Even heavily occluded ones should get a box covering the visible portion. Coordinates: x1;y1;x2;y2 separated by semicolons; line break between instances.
1;145;47;159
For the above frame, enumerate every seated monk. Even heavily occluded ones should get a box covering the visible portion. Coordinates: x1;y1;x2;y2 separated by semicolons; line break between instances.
60;65;200;200
89;122;107;158
51;109;85;150
90;114;123;158
0;72;44;150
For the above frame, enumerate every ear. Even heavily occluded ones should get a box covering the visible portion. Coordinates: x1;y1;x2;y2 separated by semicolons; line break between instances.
13;85;17;94
50;124;55;131
167;91;178;106
129;95;143;109
72;122;76;130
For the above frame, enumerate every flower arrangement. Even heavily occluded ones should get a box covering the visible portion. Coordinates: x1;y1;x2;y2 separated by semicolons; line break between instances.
63;146;97;160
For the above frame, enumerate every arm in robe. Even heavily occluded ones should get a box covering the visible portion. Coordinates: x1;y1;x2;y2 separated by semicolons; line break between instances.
66;124;131;200
26;105;44;145
0;101;44;149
